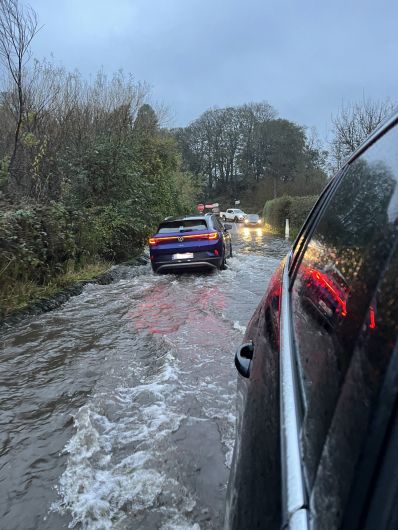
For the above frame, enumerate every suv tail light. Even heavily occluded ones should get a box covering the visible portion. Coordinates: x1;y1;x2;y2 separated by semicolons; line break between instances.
148;232;219;246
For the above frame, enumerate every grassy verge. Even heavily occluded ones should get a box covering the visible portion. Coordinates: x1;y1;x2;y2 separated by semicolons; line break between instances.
0;261;112;318
262;222;282;236
262;221;300;241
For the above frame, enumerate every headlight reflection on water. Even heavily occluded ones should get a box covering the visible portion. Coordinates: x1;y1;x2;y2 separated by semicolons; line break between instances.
242;226;263;241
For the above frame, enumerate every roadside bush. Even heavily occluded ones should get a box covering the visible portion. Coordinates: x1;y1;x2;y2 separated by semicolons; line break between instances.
0;203;152;295
88;203;152;261
263;196;292;230
1;205;76;286
263;195;319;233
288;196;320;230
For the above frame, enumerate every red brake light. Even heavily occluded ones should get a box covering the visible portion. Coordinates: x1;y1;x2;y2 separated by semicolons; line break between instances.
369;305;376;329
148;232;219;245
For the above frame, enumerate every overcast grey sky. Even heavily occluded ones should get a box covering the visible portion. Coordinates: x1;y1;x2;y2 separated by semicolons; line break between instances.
29;0;397;140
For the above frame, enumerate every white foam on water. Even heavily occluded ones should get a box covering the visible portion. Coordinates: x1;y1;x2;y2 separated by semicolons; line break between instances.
233;321;246;334
50;245;287;529
160;518;200;530
52;347;185;529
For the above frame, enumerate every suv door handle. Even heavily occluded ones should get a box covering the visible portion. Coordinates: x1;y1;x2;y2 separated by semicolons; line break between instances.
235;341;254;378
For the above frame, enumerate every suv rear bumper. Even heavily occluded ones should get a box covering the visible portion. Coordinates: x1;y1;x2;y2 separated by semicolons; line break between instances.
152;256;221;272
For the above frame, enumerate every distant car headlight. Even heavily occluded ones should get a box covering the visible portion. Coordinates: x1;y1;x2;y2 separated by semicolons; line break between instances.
244;219;248;224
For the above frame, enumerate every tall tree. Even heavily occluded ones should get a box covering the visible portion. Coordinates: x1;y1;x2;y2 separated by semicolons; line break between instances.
174;102;326;207
330;97;395;170
0;0;39;194
133;103;158;134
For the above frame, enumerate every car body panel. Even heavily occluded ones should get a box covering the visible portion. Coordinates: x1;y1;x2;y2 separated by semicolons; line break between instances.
225;260;285;529
226;112;398;530
221;209;248;222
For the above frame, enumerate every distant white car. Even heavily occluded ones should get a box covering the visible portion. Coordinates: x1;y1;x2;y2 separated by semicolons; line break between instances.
220;208;247;222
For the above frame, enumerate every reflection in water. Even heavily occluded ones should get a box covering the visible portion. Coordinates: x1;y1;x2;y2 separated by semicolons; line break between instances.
128;281;225;335
242;226;263;237
241;226;264;243
0;230;290;530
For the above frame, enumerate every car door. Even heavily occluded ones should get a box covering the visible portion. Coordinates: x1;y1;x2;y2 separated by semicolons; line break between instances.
288;116;398;529
342;242;398;530
225;167;346;530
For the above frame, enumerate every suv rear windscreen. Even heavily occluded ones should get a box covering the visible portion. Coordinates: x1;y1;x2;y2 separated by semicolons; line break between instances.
157;220;208;233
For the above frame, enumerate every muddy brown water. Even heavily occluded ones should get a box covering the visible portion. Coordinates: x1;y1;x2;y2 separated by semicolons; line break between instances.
0;225;289;529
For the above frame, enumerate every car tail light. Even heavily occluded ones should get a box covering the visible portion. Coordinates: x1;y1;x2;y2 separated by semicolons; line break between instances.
369;305;376;329
148;236;180;245
183;232;218;241
148;232;219;245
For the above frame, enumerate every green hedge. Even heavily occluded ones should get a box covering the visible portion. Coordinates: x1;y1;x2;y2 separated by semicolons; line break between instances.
0;202;153;287
263;195;319;233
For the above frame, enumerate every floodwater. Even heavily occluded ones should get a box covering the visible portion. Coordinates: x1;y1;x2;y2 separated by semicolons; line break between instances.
0;224;290;530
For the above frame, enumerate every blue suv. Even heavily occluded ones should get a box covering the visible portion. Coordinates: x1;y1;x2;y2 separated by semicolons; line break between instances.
149;214;232;273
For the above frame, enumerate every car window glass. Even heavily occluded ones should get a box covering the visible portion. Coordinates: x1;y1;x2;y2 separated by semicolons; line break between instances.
311;244;398;528
289;174;341;279
291;122;398;489
157;220;207;233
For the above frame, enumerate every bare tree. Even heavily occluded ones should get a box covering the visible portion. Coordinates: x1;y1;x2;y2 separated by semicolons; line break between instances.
0;0;39;193
330;97;396;170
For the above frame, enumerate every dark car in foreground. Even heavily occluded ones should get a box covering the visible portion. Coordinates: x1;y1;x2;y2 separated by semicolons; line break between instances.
244;213;262;227
149;214;232;273
225;112;398;530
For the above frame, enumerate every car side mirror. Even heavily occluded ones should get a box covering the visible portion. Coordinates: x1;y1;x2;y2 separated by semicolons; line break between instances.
224;224;232;230
235;341;254;378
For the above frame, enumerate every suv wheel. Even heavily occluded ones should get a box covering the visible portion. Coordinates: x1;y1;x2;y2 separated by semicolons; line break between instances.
220;248;227;270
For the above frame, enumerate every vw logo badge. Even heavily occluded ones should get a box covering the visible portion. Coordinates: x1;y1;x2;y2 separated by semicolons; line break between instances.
178;236;184;242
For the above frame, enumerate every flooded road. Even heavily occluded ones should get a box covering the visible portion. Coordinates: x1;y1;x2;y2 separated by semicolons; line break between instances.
0;225;290;529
